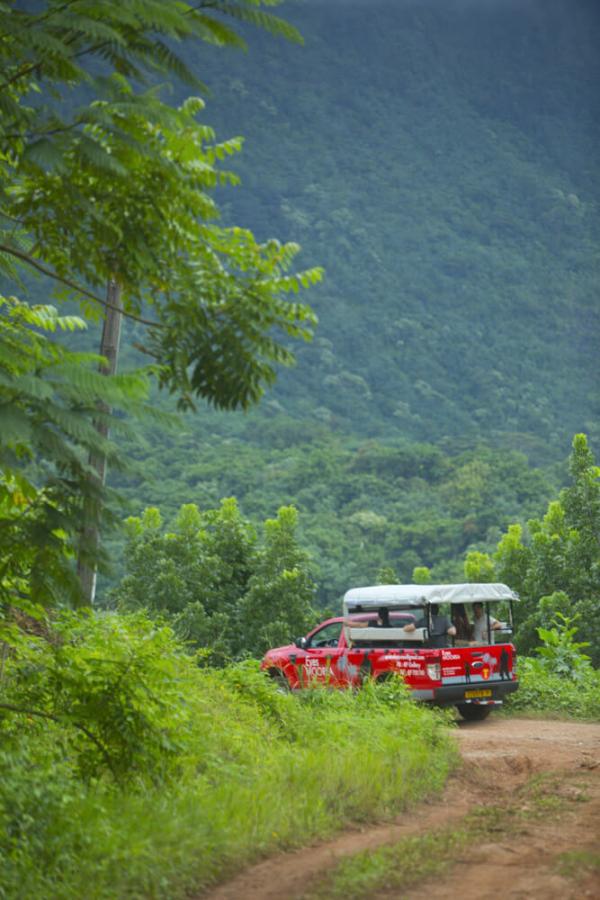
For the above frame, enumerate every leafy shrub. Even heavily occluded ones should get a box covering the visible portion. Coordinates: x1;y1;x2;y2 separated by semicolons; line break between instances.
506;657;600;720
1;610;201;782
506;610;599;719
0;728;91;899
534;612;592;679
0;620;457;899
218;658;304;736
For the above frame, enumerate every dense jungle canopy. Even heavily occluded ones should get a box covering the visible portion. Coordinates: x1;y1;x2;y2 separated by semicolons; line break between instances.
174;0;599;451
102;0;600;603
2;0;598;609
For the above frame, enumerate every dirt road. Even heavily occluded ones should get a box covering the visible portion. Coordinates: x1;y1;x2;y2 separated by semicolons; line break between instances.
203;718;600;900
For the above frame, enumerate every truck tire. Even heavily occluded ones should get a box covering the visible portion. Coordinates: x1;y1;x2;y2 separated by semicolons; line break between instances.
269;669;291;693
456;703;492;721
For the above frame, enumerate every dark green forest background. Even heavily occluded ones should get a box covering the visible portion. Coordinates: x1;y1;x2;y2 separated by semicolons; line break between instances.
198;0;599;447
69;0;600;606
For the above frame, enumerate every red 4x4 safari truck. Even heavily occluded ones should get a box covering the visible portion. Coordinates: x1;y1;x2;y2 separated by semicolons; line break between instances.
261;583;519;721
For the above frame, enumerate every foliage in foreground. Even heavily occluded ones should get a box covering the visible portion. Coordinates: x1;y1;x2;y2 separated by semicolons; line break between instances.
1;0;319;414
0;298;163;608
1;0;320;609
0;610;456;900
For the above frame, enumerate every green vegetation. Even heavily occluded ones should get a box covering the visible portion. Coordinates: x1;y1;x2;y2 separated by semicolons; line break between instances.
467;434;600;664
558;850;600;881
95;0;594;621
0;298;167;607
308;829;470;900
535;613;592;678
112;499;316;660
1;0;321;605
505;597;600;720
108;433;600;648
0;613;456;899
108;434;559;608
180;0;599;453
506;659;600;721
1;2;599;894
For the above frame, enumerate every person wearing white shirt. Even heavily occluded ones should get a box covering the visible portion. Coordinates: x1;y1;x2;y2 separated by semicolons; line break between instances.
471;601;501;643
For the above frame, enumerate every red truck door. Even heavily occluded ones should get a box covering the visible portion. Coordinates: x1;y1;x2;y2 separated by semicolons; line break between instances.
300;621;346;686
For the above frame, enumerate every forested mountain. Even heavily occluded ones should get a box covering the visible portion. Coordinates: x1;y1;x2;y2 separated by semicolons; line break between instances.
6;1;598;599
167;0;598;452
111;436;558;607
96;0;599;602
90;0;600;602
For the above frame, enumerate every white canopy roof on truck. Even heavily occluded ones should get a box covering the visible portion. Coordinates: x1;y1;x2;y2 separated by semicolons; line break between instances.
343;583;518;611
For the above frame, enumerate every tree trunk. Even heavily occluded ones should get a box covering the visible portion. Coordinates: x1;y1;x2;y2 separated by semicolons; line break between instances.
76;278;123;606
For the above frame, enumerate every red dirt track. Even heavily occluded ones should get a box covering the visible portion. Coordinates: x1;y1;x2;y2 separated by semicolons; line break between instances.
201;718;600;900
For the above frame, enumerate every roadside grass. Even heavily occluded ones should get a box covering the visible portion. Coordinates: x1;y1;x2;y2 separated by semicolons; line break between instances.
0;667;458;900
557;849;600;879
504;659;600;721
302;773;580;900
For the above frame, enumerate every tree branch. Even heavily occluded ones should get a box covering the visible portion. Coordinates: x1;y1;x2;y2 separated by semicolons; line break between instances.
2;118;86;142
0;210;23;225
0;0;233;93
0;242;162;328
0;701;118;779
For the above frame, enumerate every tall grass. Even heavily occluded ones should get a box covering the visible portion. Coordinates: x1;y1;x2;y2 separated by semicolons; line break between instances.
505;658;600;720
0;665;457;899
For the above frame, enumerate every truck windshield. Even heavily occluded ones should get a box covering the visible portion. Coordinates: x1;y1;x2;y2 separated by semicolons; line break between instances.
308;622;342;648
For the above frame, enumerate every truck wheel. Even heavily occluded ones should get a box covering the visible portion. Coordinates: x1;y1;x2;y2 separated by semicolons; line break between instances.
269;670;291;693
456;703;492;721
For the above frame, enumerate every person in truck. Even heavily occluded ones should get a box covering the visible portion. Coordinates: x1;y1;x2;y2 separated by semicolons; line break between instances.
427;603;456;647
343;607;409;629
471;601;502;643
452;603;472;642
370;607;390;628
403;604;456;647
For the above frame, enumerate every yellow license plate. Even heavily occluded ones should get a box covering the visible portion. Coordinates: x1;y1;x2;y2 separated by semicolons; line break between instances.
464;689;492;699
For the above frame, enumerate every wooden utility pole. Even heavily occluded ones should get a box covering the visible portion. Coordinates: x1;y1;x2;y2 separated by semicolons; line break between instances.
77;277;123;606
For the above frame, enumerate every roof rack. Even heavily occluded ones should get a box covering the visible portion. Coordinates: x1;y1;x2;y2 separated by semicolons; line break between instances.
343;583;518;612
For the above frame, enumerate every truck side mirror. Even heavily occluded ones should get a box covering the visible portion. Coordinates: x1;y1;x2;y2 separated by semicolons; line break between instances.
294;636;308;650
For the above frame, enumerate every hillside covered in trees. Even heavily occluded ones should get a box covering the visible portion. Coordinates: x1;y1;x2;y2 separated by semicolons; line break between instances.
102;0;599;600
163;0;599;453
2;0;597;607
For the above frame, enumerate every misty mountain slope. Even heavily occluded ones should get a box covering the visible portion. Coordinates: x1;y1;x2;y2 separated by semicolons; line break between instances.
172;0;599;452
